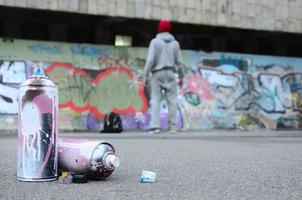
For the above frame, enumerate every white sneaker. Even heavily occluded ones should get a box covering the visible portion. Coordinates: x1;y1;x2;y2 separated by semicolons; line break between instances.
170;129;177;134
147;128;161;135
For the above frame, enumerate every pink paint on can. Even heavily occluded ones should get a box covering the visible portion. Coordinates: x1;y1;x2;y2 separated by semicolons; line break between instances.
58;139;120;180
17;68;58;182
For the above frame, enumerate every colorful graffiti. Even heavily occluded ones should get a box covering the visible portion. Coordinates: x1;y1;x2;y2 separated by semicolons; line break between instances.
0;39;302;131
45;62;147;119
0;61;26;114
186;64;302;129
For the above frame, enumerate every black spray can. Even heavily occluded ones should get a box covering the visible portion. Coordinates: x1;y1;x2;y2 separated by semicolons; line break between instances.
58;139;120;179
17;68;58;181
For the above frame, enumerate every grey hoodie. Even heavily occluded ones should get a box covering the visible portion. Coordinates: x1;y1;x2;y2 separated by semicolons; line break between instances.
143;32;184;79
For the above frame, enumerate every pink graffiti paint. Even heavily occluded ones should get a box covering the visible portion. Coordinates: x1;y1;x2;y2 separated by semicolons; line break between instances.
58;139;120;180
181;75;213;100
17;68;58;182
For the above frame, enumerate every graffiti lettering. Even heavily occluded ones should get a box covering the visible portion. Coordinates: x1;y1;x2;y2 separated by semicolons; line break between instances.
0;84;18;114
28;44;62;55
0;61;26;114
181;75;213;106
45;62;147;119
0;38;302;131
70;44;109;58
198;67;302;114
200;68;246;109
0;61;26;83
282;73;302;112
97;55;134;69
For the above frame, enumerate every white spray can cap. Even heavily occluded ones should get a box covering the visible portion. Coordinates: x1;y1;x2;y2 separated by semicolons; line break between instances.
105;154;120;168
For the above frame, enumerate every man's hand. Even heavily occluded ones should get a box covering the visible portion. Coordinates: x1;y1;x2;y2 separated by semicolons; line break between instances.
139;75;146;87
178;79;183;88
140;76;148;87
143;79;148;87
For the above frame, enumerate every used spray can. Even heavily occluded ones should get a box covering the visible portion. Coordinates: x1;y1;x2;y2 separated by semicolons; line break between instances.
58;139;120;180
17;67;58;181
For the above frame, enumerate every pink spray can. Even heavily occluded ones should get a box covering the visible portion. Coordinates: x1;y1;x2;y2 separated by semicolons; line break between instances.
58;139;120;179
17;67;58;181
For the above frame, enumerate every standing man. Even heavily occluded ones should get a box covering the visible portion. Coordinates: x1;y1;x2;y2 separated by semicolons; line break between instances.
143;19;184;134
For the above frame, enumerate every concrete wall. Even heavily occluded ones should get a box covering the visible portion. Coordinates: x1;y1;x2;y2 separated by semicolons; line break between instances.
0;38;302;131
0;0;301;33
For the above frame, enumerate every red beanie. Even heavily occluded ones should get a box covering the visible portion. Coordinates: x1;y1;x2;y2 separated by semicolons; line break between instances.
158;19;172;33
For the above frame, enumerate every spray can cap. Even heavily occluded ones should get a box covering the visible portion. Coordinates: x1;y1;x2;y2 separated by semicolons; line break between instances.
32;67;48;79
105;154;120;168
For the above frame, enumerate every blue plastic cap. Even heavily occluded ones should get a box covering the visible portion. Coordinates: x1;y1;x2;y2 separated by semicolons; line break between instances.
33;67;47;77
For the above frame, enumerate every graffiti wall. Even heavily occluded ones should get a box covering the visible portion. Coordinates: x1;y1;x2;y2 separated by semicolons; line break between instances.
0;38;302;131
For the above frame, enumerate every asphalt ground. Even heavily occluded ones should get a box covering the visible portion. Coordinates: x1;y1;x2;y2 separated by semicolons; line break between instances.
0;130;302;200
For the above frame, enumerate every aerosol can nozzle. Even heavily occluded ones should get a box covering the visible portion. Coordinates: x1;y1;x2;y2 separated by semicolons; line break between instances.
105;154;120;168
32;67;47;78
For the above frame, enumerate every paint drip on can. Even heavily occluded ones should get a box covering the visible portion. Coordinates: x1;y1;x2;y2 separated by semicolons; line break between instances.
17;67;58;182
58;139;120;180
